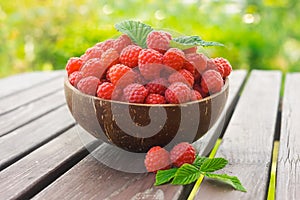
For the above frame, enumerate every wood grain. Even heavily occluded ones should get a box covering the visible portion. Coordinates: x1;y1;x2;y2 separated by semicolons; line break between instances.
276;73;300;200
33;70;247;200
0;90;66;137
195;70;282;200
0;106;75;170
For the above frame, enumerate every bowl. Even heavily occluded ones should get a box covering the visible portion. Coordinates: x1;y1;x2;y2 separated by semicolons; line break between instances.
64;78;229;152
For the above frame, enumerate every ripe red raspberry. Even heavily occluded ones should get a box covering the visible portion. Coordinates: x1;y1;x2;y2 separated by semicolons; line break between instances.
193;83;208;98
80;46;103;62
170;142;196;167
113;34;132;53
145;94;166;104
100;48;120;71
119;45;142;68
145;78;168;95
69;71;83;87
165;82;191;104
163;48;185;71
107;64;135;87
97;82;115;100
168;69;194;87
123;83;148;103
213;57;232;78
183;46;197;54
201;69;224;94
66;57;84;76
95;39;115;52
77;76;100;96
207;59;224;77
144;146;171;173
146;31;171;53
80;58;105;78
138;49;163;80
184;53;207;74
190;90;203;101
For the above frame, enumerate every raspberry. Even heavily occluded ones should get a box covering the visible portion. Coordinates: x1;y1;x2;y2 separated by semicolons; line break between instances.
183;46;197;54
170;142;196;167
144;146;171;173
145;94;166;104
168;69;194;87
193;83;208;98
163;48;185;71
123;83;148;103
145;78;168;95
95;39;115;52
69;71;83;87
190;90;203;101
201;69;224;94
106;64;135;87
80;46;103;62
165;82;191;104
138;49;163;80
97;82;115;100
66;57;84;76
119;45;142;68
100;48;120;71
77;76;100;96
80;58;105;78
146;31;171;53
213;57;232;78
184;53;207;74
113;34;132;53
207;59;224;77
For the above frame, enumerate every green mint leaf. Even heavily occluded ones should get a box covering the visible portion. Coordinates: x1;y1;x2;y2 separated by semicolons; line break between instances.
171;164;201;185
115;20;153;48
170;36;224;50
155;168;178;186
206;173;247;192
200;157;228;172
193;155;208;169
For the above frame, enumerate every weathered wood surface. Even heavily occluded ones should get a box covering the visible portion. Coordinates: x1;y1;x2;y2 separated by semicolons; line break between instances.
195;70;282;200
276;73;300;200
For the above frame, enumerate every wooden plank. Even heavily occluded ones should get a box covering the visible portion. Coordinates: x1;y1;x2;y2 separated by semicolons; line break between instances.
33;70;247;200
0;90;66;137
0;126;98;200
277;73;300;200
0;70;64;99
0;106;75;170
0;75;64;115
195;70;281;200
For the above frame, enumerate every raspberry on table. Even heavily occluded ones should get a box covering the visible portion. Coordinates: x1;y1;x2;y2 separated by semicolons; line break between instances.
77;76;100;96
184;53;207;75
80;58;105;79
144;146;171;173
163;48;185;71
170;142;196;167
100;48;120;71
66;57;84;76
138;49;163;80
113;34;132;53
207;59;224;77
213;57;232;78
190;90;203;101
80;46;103;62
168;69;194;87
145;78;168;95
97;82;115;100
119;45;142;68
201;69;224;94
95;39;115;52
145;94;166;104
146;31;171;53
123;83;149;103
69;71;83;87
165;82;191;104
106;64;135;87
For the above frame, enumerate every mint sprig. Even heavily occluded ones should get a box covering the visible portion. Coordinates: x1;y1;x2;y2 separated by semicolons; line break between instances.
170;36;224;50
155;155;246;192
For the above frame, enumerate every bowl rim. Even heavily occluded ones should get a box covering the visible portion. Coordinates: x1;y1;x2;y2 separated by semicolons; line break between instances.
64;76;229;107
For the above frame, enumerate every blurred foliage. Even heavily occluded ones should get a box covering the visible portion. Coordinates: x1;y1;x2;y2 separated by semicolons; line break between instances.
0;0;299;77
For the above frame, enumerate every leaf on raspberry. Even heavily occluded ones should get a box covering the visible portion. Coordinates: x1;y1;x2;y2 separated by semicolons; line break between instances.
171;164;201;185
155;168;178;186
170;36;224;50
115;20;153;48
192;155;208;169
199;157;228;172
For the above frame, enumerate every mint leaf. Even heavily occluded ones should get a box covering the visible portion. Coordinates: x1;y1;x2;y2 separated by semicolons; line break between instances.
171;164;201;185
206;173;247;192
115;20;153;48
200;158;228;172
193;155;208;169
170;36;224;50
155;168;178;186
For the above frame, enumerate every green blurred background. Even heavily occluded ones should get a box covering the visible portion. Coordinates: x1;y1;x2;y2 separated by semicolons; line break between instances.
0;0;299;78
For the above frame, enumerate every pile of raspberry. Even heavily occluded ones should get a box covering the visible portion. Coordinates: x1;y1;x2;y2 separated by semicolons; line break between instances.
66;31;232;104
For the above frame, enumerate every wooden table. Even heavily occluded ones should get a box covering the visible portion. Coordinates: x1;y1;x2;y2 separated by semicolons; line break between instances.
0;69;299;200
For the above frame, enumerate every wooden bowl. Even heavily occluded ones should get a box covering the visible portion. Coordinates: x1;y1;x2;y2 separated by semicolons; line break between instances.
64;78;229;152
